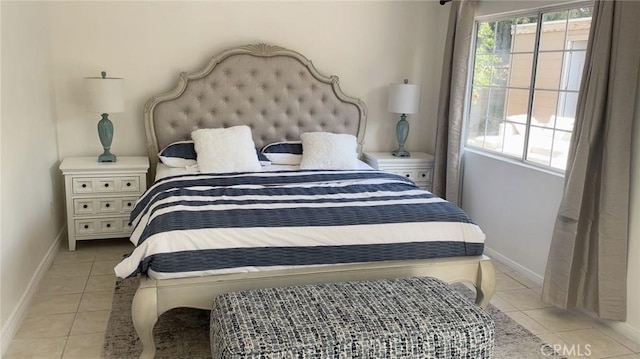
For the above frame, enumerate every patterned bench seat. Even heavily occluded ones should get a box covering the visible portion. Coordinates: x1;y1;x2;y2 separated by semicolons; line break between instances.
210;277;495;358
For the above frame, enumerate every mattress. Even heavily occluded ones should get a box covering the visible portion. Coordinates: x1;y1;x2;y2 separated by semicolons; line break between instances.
115;169;485;280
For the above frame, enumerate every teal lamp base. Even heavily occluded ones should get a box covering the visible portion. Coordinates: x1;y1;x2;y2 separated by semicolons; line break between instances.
392;149;411;157
392;114;410;157
98;150;116;162
97;113;116;163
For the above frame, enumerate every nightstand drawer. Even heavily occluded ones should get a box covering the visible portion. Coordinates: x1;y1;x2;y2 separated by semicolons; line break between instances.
391;170;417;180
98;218;121;233
97;199;118;213
72;196;138;216
72;176;141;195
72;179;94;194
95;177;141;193
116;177;141;192
94;178;117;192
389;169;430;183
119;197;137;213
75;219;96;235
121;218;134;232
417;168;432;182
74;217;128;236
73;199;95;215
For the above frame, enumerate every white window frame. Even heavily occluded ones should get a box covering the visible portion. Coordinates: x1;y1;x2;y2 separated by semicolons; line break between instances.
463;1;594;173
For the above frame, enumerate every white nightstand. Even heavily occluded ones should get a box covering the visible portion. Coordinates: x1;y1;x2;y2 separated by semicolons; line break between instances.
362;152;435;191
60;156;149;251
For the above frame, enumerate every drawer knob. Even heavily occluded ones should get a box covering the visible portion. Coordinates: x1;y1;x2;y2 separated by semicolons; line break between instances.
127;202;132;207
105;203;110;208
104;183;109;188
83;224;89;229
126;182;131;187
422;173;426;178
83;204;88;209
406;174;410;178
82;184;87;188
128;222;132;226
106;223;111;228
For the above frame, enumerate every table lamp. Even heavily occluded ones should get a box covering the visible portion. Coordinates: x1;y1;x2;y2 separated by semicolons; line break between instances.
85;71;124;162
388;79;421;157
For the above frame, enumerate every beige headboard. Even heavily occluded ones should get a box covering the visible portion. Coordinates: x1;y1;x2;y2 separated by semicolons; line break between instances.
144;43;367;179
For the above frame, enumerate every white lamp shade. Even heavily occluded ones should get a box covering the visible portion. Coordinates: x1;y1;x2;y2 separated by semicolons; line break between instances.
388;83;421;115
84;76;124;113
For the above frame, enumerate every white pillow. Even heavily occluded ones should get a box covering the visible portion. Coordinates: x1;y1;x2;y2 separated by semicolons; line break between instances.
299;132;359;170
191;126;261;173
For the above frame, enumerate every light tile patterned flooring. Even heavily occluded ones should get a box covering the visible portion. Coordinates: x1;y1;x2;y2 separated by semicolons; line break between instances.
5;239;640;358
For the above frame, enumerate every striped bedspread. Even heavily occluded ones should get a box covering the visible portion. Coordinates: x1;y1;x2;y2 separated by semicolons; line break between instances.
114;170;485;279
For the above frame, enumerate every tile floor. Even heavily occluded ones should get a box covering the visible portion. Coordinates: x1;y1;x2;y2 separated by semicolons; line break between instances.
4;239;640;358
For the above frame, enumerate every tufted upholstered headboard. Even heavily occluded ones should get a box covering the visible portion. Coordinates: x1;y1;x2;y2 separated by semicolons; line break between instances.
144;43;367;179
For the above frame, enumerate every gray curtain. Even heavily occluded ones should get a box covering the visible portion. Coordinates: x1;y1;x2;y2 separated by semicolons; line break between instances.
542;0;640;321
433;0;476;205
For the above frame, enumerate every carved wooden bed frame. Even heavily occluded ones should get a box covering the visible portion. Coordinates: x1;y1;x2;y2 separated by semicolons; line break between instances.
134;43;496;358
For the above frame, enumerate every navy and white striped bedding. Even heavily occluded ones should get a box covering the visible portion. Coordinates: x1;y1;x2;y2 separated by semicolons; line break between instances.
114;170;485;279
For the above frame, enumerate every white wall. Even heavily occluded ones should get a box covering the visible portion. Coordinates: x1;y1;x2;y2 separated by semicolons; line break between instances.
464;0;640;340
0;1;65;351
462;151;564;277
48;1;449;160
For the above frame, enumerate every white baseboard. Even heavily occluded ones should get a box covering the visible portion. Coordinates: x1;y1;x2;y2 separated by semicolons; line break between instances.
606;321;640;345
0;225;66;356
484;245;640;345
483;245;544;285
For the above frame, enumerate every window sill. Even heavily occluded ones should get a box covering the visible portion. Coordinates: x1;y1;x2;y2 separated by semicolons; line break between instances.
463;147;566;179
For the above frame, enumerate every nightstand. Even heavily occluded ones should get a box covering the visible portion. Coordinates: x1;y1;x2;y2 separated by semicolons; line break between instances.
60;156;149;251
362;152;434;191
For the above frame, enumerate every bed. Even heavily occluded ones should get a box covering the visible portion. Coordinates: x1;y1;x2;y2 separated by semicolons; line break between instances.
119;43;495;359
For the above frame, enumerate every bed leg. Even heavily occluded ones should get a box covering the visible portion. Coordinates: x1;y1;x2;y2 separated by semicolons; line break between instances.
475;259;496;308
132;284;158;359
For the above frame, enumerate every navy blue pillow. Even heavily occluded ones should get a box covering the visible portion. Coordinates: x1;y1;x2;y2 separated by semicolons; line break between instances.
260;141;303;165
158;141;271;167
158;141;197;167
261;142;303;154
257;152;270;162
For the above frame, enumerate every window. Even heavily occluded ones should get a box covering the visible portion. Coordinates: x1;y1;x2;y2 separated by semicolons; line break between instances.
465;5;593;171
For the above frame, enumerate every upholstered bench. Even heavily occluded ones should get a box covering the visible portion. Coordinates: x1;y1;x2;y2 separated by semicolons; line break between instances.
210;277;495;358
